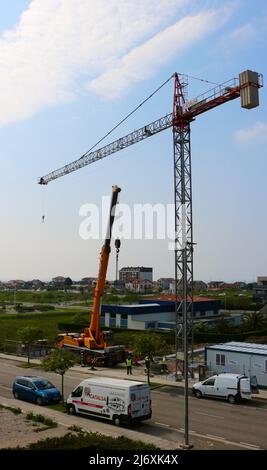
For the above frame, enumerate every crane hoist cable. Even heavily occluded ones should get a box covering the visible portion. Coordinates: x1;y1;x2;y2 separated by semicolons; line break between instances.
77;74;175;161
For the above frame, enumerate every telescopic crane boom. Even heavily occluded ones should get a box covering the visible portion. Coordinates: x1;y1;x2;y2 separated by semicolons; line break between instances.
84;185;121;349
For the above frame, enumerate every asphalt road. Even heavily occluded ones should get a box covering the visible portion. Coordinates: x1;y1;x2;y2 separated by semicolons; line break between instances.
0;359;266;450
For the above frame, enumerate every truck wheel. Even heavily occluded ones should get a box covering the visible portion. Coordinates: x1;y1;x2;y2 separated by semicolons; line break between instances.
194;389;202;399
228;395;236;404
113;415;121;426
14;391;20;400
36;397;43;406
67;404;76;415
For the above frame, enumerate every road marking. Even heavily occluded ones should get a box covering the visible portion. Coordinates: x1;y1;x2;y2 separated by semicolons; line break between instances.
240;442;260;449
206;434;226;441
195;411;224;419
155;422;170;428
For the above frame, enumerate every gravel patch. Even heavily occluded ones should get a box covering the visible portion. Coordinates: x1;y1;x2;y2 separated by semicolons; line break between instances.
0;408;66;449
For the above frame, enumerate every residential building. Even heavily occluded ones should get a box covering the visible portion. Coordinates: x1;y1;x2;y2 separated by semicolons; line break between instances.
125;278;154;293
119;267;153;284
157;278;174;290
207;281;224;289
80;277;98;287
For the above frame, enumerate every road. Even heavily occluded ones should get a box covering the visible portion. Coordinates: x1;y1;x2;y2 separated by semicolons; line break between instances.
0;359;266;450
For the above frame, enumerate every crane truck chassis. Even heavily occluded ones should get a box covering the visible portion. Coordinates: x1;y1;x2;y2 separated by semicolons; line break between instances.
56;186;126;367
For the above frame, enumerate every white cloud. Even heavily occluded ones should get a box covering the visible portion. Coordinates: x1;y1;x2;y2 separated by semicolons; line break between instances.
0;0;231;126
89;10;230;100
235;122;267;143
228;22;256;42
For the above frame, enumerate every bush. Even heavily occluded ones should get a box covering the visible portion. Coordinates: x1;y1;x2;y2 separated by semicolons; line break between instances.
0;404;22;415
32;305;55;311
26;412;57;428
26;431;158;450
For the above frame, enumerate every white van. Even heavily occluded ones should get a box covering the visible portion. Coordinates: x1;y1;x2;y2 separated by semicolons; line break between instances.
66;377;151;426
192;373;252;404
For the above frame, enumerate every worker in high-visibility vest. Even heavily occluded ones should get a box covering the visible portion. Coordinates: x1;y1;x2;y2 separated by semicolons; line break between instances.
126;355;133;375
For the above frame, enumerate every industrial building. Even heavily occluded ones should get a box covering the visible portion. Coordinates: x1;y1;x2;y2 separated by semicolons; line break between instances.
101;296;221;331
205;342;267;389
119;267;153;284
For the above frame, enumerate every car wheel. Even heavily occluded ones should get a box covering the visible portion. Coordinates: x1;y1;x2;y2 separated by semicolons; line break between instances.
113;415;121;426
14;391;20;400
67;404;76;415
194;389;202;399
228;395;236;404
36;396;43;406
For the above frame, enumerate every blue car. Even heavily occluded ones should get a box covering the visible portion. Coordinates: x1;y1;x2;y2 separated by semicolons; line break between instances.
12;375;61;405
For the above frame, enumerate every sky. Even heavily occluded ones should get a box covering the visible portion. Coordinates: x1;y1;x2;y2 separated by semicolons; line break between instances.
0;0;266;282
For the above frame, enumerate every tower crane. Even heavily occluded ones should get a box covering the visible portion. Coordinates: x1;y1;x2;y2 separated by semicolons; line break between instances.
39;69;263;445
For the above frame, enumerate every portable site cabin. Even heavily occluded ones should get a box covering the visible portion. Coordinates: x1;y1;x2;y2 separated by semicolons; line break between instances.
205;342;267;389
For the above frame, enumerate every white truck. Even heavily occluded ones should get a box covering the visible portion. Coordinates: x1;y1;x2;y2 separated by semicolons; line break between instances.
192;373;252;404
66;377;152;426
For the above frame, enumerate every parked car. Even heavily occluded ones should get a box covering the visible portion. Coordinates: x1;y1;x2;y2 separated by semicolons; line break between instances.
12;375;61;405
192;373;252;404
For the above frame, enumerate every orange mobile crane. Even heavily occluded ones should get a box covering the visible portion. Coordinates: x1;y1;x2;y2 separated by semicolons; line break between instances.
57;185;126;366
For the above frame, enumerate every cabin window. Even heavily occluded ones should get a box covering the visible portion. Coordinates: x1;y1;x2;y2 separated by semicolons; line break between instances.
216;354;225;366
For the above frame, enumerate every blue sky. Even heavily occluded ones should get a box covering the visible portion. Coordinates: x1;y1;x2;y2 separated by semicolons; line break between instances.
0;0;266;282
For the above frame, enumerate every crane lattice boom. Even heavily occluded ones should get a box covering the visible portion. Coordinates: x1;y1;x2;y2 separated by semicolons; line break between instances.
39;72;263;185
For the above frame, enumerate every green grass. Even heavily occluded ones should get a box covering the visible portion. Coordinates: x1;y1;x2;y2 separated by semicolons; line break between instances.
25;431;158;450
0;291;82;304
47;403;67;413
68;424;83;433
0;404;22;414
19;362;40;369
149;382;163;390
0;309;89;347
26;411;57;428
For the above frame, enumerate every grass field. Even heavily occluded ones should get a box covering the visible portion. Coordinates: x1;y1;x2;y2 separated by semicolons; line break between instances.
0;291;82;304
0;309;88;347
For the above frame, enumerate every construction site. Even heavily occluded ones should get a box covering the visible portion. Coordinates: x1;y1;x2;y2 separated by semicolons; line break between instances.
35;70;263;446
1;2;267;457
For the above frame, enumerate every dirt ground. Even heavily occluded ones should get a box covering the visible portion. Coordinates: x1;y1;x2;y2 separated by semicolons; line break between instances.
0;408;67;449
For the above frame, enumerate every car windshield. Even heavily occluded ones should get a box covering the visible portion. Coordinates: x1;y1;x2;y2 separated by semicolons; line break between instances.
34;379;55;390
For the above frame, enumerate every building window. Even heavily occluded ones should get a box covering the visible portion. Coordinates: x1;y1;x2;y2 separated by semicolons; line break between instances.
216;354;225;366
121;314;127;320
265;360;267;373
110;313;116;318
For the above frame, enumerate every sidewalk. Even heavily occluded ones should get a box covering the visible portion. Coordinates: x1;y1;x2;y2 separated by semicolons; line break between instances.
1;352;266;400
0;395;177;450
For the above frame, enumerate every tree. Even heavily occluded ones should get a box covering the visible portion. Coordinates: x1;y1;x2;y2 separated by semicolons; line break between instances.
133;331;171;358
42;349;77;402
213;314;232;334
242;310;265;331
17;326;43;365
64;277;73;292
